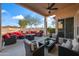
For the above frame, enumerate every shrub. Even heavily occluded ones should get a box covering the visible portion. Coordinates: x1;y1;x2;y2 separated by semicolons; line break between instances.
47;28;55;34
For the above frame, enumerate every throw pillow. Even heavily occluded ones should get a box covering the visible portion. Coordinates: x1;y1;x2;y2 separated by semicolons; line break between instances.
61;42;66;47
65;39;73;49
72;38;79;52
72;43;79;52
72;39;78;47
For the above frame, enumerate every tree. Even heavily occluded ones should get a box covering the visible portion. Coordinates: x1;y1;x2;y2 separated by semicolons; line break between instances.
18;19;29;31
25;15;41;28
18;15;41;31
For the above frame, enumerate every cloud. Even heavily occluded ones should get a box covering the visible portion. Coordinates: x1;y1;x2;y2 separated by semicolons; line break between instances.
1;10;8;13
12;15;24;20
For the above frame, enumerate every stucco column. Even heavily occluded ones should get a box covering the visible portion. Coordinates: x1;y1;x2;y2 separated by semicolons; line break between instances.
74;10;79;39
54;16;58;35
74;15;77;39
44;16;47;36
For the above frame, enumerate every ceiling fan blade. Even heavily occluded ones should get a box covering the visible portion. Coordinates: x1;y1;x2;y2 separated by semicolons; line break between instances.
50;8;58;10
47;3;55;9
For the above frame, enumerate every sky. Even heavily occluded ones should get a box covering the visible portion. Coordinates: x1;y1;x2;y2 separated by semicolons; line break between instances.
1;3;55;28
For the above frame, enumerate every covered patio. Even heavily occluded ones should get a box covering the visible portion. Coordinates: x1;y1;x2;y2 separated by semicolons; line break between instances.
0;3;79;56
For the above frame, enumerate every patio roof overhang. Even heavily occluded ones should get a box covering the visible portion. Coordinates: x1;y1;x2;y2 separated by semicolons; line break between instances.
18;3;79;19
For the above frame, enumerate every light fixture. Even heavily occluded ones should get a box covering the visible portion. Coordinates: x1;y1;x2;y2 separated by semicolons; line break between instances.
48;10;51;14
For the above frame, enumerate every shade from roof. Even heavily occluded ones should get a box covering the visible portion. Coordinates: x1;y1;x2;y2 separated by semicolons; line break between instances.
18;3;79;19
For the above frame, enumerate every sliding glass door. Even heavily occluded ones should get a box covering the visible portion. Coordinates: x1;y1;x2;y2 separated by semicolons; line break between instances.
65;17;74;39
58;17;74;39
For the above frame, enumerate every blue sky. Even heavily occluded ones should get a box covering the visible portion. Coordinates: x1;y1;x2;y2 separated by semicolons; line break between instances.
1;3;55;28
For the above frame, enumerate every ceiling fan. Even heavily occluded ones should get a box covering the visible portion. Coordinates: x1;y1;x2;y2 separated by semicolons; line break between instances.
46;3;58;14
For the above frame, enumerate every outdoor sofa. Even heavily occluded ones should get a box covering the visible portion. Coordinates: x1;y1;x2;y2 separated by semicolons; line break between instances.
58;46;79;56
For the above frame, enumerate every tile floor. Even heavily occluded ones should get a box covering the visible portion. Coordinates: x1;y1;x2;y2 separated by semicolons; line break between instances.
0;37;58;56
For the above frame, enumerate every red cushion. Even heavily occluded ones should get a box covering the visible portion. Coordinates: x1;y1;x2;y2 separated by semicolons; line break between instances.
12;32;19;37
3;34;11;39
12;32;24;37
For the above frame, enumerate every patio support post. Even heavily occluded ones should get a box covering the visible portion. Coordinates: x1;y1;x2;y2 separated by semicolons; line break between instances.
74;10;79;39
74;14;77;39
44;16;47;36
55;16;58;35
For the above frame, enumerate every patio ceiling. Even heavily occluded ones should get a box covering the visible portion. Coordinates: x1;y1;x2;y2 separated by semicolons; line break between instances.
18;3;79;19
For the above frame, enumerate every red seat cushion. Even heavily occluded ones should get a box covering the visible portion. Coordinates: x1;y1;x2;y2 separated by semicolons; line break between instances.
12;32;25;37
3;34;11;39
